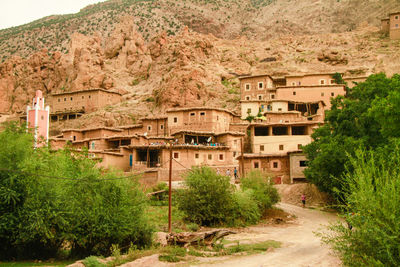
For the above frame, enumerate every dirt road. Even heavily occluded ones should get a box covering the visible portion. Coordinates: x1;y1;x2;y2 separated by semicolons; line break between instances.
193;203;342;267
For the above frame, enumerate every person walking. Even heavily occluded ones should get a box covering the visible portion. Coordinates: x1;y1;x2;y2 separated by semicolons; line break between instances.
301;194;306;208
234;167;238;182
226;169;231;177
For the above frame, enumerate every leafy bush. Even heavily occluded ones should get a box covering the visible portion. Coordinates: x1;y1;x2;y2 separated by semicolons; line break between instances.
231;190;261;225
322;147;400;266
0;123;152;260
82;256;106;267
177;167;279;227
177;167;234;226
241;170;280;213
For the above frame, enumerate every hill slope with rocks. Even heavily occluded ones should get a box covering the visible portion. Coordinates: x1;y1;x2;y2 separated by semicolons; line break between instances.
0;0;400;131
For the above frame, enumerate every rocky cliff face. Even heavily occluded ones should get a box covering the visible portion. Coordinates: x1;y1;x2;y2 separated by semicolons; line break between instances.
1;10;400;131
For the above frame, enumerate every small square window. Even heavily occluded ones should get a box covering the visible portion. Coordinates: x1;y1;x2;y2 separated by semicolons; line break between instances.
258;82;264;89
89;95;91;99
190;112;195;116
219;154;224;161
254;162;259;169
200;112;205;116
195;153;199;159
273;162;278;168
291;82;296;86
260;145;264;151
298;144;302;150
300;160;307;167
58;98;60;102
279;144;284;150
64;98;66;101
208;154;212;160
293;91;296;95
173;152;179;159
247;108;252;114
395;15;399;20
271;94;275;99
160;125;164;130
258;95;263;100
245;96;250;100
320;79;325;85
321;92;325;96
278;108;282;111
73;136;76;141
331;92;334;97
70;97;73;101
245;84;251;91
233;152;237;157
147;125;152;131
330;79;335;84
173;117;178;123
82;95;85;99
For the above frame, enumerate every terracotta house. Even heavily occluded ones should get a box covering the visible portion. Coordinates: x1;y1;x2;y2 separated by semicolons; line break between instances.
381;11;400;40
49;89;122;120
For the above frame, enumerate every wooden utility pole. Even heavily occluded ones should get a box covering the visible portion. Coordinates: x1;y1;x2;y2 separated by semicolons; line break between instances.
168;143;173;233
240;137;245;178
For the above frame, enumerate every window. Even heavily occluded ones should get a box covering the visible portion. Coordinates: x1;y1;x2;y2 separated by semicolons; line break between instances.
200;112;205;116
247;108;252;114
298;144;302;150
41;115;44;120
260;145;264;151
233;152;237;157
267;105;272;111
208;154;212;160
173;117;178;123
291;82;296;86
190;112;195;116
73;136;76;141
273;162;278;168
320;79;325;85
293;91;296;95
298;81;301;86
254;161;260;169
245;96;250;100
331;92;334;97
195;153;199;159
91;141;95;150
64;98;66;101
58;98;60;102
270;94;275;99
245;83;251;91
321;92;324;96
173;152;179;159
82;96;85;99
330;79;335;84
395;15;399;19
279;144;284;150
258;95;263;100
160;124;164;130
219;154;224;161
70;97;73;101
89;95;91;99
258;82;264;89
278;108;282;111
147;125;152;131
300;160;308;167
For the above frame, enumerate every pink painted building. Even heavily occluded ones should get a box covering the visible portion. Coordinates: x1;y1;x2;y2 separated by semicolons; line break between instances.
27;90;50;147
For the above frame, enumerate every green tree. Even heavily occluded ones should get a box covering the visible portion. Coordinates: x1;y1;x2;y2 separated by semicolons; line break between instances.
0;123;152;259
322;146;400;266
303;73;400;201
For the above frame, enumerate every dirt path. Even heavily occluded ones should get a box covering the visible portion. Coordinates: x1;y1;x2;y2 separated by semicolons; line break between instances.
191;203;342;267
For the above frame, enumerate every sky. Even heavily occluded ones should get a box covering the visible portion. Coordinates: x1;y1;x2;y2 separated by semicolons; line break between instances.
0;0;107;30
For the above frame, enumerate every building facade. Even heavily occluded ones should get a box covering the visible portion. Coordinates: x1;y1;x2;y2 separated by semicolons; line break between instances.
381;12;400;40
27;90;50;147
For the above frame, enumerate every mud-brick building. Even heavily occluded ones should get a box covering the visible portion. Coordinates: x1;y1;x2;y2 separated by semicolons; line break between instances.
48;88;122;121
166;107;241;135
240;73;345;118
381;11;400;40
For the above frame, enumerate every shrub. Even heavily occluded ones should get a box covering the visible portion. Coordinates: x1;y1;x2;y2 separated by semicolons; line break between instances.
241;170;280;213
322;148;400;266
177;167;234;226
82;256;106;267
0;123;153;259
231;190;261;225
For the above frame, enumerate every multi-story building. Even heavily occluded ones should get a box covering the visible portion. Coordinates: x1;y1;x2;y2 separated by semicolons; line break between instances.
381;11;400;40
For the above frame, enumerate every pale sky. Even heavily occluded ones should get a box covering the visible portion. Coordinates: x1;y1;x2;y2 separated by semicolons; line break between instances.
0;0;107;30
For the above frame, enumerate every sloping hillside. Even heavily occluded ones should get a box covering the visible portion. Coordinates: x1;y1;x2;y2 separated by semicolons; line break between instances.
0;0;399;61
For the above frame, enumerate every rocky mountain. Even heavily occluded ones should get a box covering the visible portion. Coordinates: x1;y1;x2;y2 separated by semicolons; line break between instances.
0;0;400;131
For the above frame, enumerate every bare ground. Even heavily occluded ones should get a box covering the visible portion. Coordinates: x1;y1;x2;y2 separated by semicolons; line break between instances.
123;202;342;267
191;203;341;267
